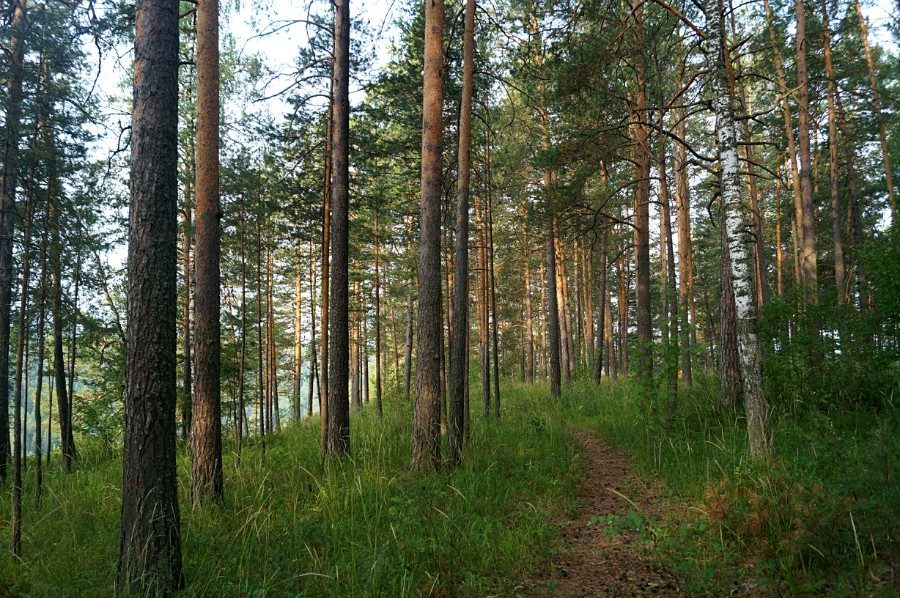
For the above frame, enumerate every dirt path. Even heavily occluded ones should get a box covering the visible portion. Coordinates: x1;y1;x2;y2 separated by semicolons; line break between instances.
530;430;680;596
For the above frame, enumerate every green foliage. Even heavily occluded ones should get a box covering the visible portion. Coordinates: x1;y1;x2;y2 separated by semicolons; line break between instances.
564;377;899;595
0;386;578;596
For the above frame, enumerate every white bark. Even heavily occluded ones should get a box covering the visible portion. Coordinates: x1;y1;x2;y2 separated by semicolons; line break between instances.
703;0;771;458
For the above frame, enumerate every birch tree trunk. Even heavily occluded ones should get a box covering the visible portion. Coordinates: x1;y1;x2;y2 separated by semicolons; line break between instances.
703;0;771;458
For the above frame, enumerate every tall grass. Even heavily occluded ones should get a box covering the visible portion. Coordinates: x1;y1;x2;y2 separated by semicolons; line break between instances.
0;388;578;596
561;374;899;595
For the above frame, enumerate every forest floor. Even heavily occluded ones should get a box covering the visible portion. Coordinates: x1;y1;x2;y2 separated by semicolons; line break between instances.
542;429;679;596
528;426;771;597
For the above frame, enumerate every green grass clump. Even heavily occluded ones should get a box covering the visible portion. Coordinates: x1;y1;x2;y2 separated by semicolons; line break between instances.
559;374;899;595
0;387;578;596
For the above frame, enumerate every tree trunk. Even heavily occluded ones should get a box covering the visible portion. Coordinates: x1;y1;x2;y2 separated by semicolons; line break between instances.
855;0;896;223
703;0;771;458
555;234;570;382
326;0;351;456
181;186;192;441
477;194;491;416
404;276;414;401
522;217;534;383
547;228;562;398
309;242;318;417
192;0;223;504
375;218;383;418
237;195;247;458
795;0;818;297
835;92;870;312
34;234;47;503
411;0;445;470
487;147;500;418
821;0;845;304
631;16;653;382
116;0;184;588
67;249;81;461
320;89;333;450
0;0;28;485
539;260;547;377
449;0;474;461
293;238;303;420
256;211;265;441
50;200;76;468
719;211;742;411
659;123;679;424
11;139;37;555
674;72;693;387
351;283;360;411
594;227;607;384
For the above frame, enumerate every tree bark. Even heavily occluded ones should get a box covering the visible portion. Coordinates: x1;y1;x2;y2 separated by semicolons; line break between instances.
703;0;771;458
547;228;562;398
448;0;475;462
719;210;742;411
412;0;445;470
594;228;607;385
0;0;28;484
375;218;383;418
522;217;534;383
821;0;846;304
854;0;896;224
486;147;500;418
192;0;223;505
181;184;192;441
795;0;818;296
764;0;804;286
309;242;318;417
11;138;37;554
294;236;303;419
320;91;333;449
674;70;693;387
326;0;351;456
477;194;491;415
116;0;184;589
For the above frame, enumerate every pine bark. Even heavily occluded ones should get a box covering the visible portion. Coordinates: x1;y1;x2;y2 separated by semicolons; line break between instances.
855;0;896;223
821;0;846;303
674;75;693;387
50;199;76;468
116;0;184;589
411;0;445;470
523;219;534;383
448;0;475;462
547;227;562;398
320;95;333;449
11;138;36;555
326;0;351;456
0;0;28;484
795;0;818;295
375;219;383;418
192;0;223;505
294;238;304;419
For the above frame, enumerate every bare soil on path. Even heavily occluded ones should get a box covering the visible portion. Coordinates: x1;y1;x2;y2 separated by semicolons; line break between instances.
526;429;680;596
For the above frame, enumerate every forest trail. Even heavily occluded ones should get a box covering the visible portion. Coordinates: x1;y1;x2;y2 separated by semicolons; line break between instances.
535;430;680;596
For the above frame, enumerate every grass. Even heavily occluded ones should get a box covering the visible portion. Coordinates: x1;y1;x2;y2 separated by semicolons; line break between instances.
0;386;579;596
2;373;897;595
561;372;899;596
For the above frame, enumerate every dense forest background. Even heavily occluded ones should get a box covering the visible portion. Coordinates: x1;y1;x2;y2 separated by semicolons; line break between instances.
0;0;898;593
